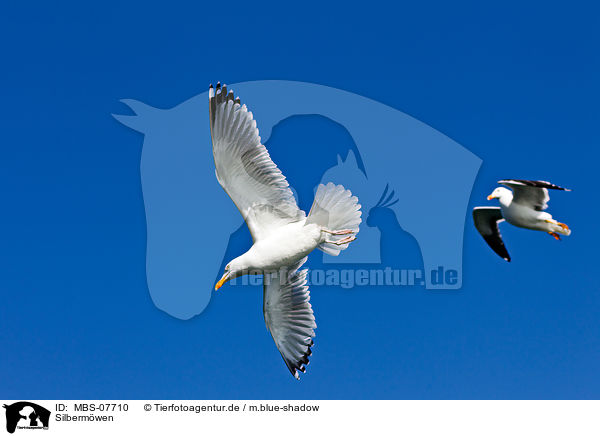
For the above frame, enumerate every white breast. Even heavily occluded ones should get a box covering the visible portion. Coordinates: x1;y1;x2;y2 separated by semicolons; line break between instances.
502;200;547;230
246;222;322;272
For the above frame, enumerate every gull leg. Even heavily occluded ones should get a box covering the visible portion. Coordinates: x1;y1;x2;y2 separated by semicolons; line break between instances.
556;222;570;232
548;232;561;241
545;219;571;235
322;228;355;235
325;235;356;245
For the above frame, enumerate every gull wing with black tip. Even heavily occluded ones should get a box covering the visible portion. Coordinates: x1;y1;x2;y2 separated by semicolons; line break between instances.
473;207;511;262
498;179;570;191
209;83;305;242
499;179;571;211
263;257;316;380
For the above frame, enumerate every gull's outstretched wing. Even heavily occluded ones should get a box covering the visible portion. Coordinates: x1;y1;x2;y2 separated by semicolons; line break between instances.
209;83;304;241
473;207;511;262
263;257;316;380
499;179;570;211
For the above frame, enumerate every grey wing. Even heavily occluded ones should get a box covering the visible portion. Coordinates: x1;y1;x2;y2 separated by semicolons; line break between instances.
473;207;511;262
209;83;304;241
499;180;549;211
263;257;316;380
499;179;570;211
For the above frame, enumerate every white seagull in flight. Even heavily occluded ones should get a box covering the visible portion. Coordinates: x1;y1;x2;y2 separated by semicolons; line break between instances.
209;83;362;379
473;179;571;262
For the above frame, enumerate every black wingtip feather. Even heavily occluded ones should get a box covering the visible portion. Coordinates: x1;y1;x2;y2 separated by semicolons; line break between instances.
473;207;512;262
499;179;571;191
281;340;314;380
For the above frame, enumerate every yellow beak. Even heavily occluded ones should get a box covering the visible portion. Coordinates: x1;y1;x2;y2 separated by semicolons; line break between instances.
215;272;230;291
487;195;494;200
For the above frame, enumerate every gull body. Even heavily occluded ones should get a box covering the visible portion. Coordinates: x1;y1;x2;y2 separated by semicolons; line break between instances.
230;221;323;273
491;187;560;233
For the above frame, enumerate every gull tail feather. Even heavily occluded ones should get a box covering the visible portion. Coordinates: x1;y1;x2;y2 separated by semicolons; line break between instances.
306;182;362;256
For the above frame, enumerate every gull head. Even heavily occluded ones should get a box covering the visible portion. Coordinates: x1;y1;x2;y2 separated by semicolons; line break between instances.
487;187;511;201
215;257;247;291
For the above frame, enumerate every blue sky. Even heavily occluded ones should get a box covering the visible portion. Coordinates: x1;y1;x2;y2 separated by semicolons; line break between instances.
0;1;598;399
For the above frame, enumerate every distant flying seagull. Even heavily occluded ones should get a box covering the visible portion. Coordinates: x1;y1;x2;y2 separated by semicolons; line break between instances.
209;83;362;379
473;179;571;262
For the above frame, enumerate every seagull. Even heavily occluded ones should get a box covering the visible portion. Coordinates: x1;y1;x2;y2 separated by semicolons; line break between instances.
209;83;362;379
473;179;571;262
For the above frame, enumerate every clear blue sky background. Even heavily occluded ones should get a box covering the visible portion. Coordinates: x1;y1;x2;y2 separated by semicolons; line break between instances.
0;1;598;399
